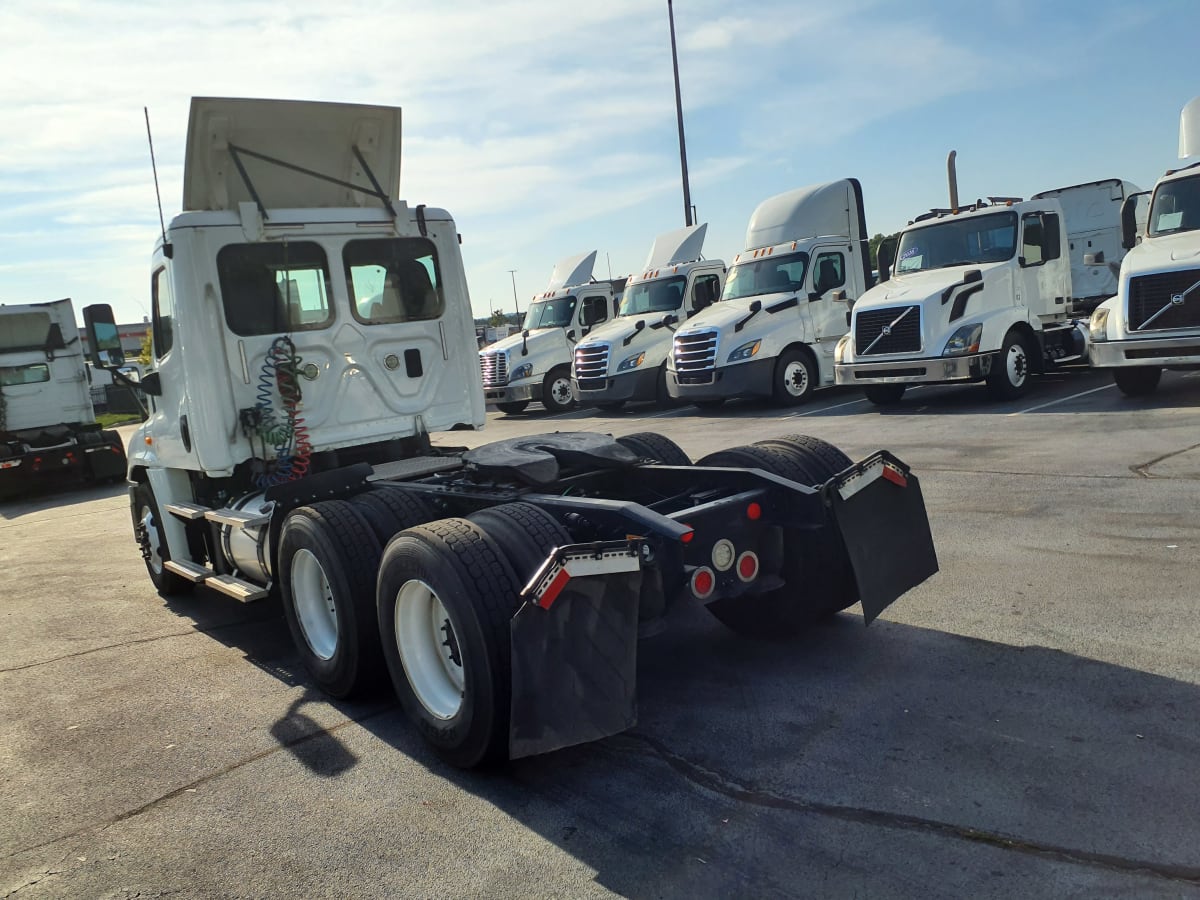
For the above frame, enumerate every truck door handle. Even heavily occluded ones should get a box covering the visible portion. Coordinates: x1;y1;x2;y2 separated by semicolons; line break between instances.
180;414;192;452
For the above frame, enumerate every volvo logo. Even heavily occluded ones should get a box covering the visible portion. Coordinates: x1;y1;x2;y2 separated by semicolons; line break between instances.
881;325;893;335
1172;293;1186;306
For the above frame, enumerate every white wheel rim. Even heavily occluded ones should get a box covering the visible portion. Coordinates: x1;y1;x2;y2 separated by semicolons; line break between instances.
550;377;573;405
395;579;465;720
291;549;339;661
139;504;164;575
783;360;810;397
1006;344;1028;387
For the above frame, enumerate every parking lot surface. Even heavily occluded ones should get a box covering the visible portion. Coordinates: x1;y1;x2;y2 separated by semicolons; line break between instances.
2;368;1199;898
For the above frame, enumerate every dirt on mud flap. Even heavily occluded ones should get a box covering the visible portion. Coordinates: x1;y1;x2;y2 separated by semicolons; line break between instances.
508;540;644;759
823;452;939;623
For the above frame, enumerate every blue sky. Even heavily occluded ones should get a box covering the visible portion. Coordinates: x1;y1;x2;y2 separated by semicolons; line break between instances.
0;0;1196;326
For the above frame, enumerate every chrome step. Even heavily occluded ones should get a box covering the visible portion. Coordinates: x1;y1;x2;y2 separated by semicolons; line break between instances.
163;559;210;583
205;574;269;603
166;502;210;521
205;507;271;528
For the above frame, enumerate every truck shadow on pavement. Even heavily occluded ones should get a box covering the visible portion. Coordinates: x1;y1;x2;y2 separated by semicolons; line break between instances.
0;479;129;520
354;602;1200;897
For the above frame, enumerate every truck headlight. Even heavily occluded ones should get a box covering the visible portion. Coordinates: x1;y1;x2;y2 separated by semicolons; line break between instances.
834;333;852;364
727;340;761;362
617;351;645;372
510;362;534;381
1089;307;1110;342
943;323;983;356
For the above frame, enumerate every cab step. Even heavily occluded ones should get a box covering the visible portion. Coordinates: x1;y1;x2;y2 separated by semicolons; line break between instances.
205;574;270;603
205;507;271;528
165;502;211;521
163;559;210;582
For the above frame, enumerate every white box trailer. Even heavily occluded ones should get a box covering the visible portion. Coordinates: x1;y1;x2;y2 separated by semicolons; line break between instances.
85;96;939;768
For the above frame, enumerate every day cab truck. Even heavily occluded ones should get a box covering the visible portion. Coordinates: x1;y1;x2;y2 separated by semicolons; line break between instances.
1089;96;1200;396
0;298;126;499
572;223;724;410
667;180;871;407
835;192;1093;404
478;253;621;414
84;96;939;769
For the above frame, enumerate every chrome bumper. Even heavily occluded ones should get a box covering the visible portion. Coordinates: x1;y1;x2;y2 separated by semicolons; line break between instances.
1090;336;1200;368
835;351;994;385
484;381;537;403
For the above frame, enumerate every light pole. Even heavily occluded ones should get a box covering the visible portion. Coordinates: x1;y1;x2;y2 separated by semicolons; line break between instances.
508;269;520;323
668;0;693;227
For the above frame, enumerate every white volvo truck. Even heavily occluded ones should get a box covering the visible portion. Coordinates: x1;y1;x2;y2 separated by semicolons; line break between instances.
478;253;620;414
1089;96;1200;396
84;96;939;769
835;194;1090;404
667;180;872;407
0;298;126;499
572;224;724;410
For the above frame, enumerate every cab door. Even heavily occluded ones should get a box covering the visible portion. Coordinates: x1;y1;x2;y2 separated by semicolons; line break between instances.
145;263;200;469
808;247;854;357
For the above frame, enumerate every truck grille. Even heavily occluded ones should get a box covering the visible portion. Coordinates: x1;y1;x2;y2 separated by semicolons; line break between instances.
1128;268;1200;331
479;351;507;388
574;343;609;391
855;306;922;355
672;330;719;383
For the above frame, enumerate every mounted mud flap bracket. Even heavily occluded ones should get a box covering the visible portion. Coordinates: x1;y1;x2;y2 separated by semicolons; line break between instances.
509;540;645;759
824;453;939;624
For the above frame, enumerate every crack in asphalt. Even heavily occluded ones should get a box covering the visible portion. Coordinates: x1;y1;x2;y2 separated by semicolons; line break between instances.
616;732;1200;887
0;707;394;864
1132;441;1200;478
919;466;1131;479
0;616;279;675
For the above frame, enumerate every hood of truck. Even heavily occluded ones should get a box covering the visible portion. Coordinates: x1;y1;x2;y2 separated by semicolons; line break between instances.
482;328;571;365
184;97;402;211
1122;231;1200;271
579;314;676;350
858;264;1006;307
675;293;795;337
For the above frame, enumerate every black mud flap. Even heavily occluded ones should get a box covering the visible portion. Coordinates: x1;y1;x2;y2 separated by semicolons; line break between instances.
509;542;643;760
825;452;939;624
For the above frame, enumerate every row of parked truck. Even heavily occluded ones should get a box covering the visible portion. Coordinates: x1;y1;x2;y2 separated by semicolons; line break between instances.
481;101;1200;414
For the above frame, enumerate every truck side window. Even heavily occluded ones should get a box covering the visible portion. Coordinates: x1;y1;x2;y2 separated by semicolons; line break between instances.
345;238;444;325
1021;214;1044;265
1041;213;1062;261
580;295;609;326
812;253;846;294
217;242;333;336
691;274;720;311
151;266;174;358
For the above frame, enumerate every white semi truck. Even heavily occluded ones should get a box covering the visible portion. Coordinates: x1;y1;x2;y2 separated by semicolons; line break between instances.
1089;96;1200;396
666;180;872;407
572;224;724;409
0;298;126;499
84;96;939;768
835;193;1091;404
478;253;620;414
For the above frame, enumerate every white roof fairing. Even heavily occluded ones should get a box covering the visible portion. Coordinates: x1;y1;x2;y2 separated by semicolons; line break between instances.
545;251;597;291
183;97;402;211
744;181;855;250
644;224;708;269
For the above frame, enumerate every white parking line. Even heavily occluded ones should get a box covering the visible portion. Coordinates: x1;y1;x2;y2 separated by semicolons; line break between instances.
786;396;869;417
1008;382;1116;415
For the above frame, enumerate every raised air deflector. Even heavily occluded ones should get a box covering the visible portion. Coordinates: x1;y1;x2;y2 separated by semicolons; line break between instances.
546;251;597;291
644;223;708;269
183;97;402;211
1181;96;1200;159
745;180;856;249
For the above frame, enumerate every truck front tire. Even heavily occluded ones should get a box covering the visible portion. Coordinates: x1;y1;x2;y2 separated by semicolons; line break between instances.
132;482;191;597
986;330;1034;400
278;501;385;699
1113;366;1162;397
542;367;575;414
864;384;906;406
773;349;816;406
377;518;523;768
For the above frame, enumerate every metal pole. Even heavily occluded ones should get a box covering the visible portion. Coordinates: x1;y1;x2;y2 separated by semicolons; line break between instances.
668;0;693;227
508;269;520;320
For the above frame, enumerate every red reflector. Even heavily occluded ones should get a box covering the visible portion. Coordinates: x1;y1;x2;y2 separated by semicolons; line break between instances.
746;502;762;521
737;552;759;582
882;466;908;488
680;528;694;544
691;567;715;598
538;568;572;609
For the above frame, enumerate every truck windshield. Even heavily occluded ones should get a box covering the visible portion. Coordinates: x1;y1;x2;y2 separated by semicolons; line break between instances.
1149;173;1200;236
619;276;686;315
525;296;577;329
895;211;1017;274
722;252;808;301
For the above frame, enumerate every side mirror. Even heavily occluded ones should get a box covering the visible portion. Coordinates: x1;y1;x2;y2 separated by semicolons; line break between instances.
832;289;847;302
1083;251;1105;266
750;300;763;313
1120;195;1139;250
82;304;126;367
140;372;163;396
663;314;678;326
877;237;897;282
566;330;576;342
1018;256;1027;267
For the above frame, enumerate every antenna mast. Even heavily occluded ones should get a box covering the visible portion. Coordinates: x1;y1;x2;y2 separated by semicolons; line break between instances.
144;107;171;258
